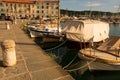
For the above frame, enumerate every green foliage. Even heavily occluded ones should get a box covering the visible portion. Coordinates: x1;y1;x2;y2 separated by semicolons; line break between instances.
61;9;116;17
48;53;58;59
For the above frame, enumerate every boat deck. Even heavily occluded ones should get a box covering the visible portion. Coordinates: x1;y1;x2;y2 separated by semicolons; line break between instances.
79;48;120;63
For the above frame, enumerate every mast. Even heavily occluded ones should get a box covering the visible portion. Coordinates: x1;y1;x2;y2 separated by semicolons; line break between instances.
57;0;60;34
117;4;120;18
89;5;92;18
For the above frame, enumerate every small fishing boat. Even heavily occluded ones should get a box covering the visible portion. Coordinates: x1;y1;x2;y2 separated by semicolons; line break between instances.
28;27;58;37
27;23;64;42
78;36;120;71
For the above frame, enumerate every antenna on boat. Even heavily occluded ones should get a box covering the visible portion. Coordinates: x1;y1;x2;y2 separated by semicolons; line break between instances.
117;4;120;18
89;3;93;19
117;4;120;12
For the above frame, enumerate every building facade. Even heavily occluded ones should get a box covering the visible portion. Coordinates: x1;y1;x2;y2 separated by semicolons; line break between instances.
0;0;59;19
36;0;59;19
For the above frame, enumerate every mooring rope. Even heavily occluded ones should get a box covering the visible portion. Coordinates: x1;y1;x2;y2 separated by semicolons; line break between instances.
63;54;78;69
45;39;67;52
64;57;97;72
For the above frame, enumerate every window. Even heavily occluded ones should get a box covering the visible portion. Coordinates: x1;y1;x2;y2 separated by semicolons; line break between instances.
10;3;12;7
24;4;26;7
19;4;21;7
37;11;39;13
56;11;58;14
25;9;27;13
6;9;8;12
42;6;44;9
0;3;3;6
46;6;49;9
52;3;54;5
46;3;49;5
56;7;58;9
51;6;53;9
33;10;34;13
32;5;34;8
19;10;21;13
46;15;49;18
52;11;54;14
37;6;39;9
42;10;44;13
1;9;4;12
6;3;8;6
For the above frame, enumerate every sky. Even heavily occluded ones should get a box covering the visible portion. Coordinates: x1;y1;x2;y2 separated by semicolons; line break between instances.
60;0;120;12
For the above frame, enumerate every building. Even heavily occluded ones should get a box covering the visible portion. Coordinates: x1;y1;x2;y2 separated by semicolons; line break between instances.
0;0;60;20
36;0;60;19
0;0;35;19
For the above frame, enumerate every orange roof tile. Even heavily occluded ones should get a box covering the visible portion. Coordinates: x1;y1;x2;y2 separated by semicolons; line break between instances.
0;0;59;3
35;0;59;2
1;0;34;3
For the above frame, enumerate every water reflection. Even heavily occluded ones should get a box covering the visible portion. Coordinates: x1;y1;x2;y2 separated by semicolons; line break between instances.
109;23;120;36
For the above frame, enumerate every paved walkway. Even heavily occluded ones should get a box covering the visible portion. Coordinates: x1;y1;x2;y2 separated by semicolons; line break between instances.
0;20;74;80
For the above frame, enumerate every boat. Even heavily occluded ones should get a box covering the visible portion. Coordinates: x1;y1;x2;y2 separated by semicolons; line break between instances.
62;19;109;49
27;24;64;42
78;36;120;71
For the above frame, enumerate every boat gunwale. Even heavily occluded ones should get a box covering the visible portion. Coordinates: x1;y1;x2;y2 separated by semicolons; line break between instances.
79;48;120;63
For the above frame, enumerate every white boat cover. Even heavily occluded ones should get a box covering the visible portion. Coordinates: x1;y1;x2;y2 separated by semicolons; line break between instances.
62;20;109;42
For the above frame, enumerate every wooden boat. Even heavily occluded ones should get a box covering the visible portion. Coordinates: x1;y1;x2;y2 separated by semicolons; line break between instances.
78;36;120;71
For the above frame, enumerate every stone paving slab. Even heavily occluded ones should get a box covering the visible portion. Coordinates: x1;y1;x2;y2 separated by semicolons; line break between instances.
0;21;75;80
31;67;69;80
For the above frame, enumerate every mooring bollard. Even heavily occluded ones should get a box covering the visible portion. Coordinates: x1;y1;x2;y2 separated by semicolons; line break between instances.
6;23;10;30
14;21;16;24
1;40;16;67
21;20;23;22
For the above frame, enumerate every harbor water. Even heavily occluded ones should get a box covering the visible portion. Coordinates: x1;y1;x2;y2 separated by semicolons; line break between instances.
109;23;120;36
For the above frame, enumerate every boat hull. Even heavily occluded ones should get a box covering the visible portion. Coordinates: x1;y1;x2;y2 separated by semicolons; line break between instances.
28;29;64;42
28;29;54;38
29;30;43;38
88;61;120;71
78;53;120;71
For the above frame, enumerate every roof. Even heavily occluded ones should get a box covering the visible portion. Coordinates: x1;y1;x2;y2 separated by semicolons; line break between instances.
0;0;34;3
40;0;59;1
0;0;59;3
